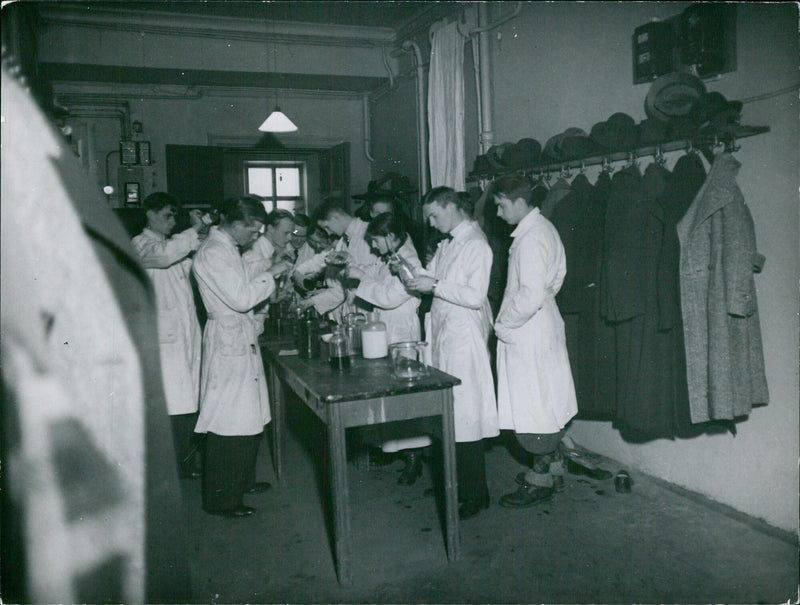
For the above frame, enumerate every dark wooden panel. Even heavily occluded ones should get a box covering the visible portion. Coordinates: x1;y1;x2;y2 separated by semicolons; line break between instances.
165;144;225;207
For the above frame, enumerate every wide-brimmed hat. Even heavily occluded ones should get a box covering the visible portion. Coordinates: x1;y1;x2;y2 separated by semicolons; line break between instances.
352;171;416;200
542;133;564;163
689;91;743;130
638;118;668;146
502;137;542;168
486;142;514;169
590;113;638;152
645;72;707;123
558;128;600;160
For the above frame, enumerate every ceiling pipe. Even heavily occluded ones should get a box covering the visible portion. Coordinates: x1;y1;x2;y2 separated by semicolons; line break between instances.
401;39;429;195
469;1;523;35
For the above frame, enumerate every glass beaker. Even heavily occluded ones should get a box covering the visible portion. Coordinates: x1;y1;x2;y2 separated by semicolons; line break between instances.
344;312;366;356
389;341;429;381
328;327;350;371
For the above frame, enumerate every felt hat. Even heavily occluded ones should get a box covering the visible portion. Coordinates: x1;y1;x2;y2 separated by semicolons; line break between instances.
486;142;514;169
471;154;491;174
542;133;564;163
591;113;638;152
352;171;416;200
502;137;542;168
689;91;743;130
645;72;707;123
558;128;599;160
638;118;668;146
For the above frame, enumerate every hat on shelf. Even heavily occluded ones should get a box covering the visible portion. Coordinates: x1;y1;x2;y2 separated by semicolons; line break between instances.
558;128;600;160
638;118;669;146
502;137;542;169
689;91;743;132
542;133;564;163
645;72;707;123
486;142;514;170
590;113;638;152
472;154;491;174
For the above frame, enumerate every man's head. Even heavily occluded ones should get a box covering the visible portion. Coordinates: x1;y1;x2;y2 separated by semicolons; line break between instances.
368;194;398;219
218;195;268;248
265;208;295;250
306;224;332;253
143;192;180;236
313;197;353;237
490;175;534;226
421;187;471;235
291;213;310;250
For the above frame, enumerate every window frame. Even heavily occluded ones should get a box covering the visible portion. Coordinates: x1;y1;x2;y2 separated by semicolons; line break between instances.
244;160;307;214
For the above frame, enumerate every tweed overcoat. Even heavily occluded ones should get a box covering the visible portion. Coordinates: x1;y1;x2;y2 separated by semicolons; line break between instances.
676;152;768;423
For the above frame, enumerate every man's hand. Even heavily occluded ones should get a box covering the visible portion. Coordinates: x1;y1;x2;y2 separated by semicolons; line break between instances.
189;209;210;235
406;275;437;293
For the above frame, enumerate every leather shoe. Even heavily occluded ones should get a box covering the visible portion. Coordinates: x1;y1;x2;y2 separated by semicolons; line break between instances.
515;472;565;493
566;459;612;480
205;505;255;518
245;482;272;494
458;494;490;520
499;484;553;508
397;451;423;485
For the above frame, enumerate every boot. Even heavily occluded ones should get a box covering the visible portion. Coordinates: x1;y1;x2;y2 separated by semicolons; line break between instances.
397;449;423;485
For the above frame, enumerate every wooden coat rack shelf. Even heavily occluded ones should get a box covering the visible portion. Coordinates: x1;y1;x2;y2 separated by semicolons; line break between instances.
467;125;770;181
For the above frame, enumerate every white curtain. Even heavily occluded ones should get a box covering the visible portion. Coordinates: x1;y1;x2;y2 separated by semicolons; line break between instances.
427;21;466;192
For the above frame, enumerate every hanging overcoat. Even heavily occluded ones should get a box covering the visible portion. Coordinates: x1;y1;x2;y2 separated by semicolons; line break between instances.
676;152;768;423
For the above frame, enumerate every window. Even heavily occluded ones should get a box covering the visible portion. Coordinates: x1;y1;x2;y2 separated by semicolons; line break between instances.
245;161;306;214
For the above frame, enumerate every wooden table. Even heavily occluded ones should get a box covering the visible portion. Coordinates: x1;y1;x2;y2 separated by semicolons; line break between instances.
262;342;462;586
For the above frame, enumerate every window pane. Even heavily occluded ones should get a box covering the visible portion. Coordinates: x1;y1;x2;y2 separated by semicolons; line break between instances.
275;167;300;197
276;199;297;213
248;167;273;197
261;201;274;214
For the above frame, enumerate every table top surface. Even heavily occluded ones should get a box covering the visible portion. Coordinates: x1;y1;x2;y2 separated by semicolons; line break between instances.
262;341;461;403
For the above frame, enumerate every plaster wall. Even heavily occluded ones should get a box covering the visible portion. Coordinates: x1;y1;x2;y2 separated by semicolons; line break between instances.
489;1;798;532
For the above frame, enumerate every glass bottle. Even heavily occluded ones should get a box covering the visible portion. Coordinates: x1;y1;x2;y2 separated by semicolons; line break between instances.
344;312;366;356
328;326;350;371
389;252;417;286
361;311;388;359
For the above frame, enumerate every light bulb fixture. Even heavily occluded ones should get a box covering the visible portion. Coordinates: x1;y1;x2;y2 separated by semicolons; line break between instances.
259;14;298;133
258;106;297;132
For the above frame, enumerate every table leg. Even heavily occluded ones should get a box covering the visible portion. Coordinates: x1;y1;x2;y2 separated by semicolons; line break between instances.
268;363;285;484
441;388;460;562
326;403;352;586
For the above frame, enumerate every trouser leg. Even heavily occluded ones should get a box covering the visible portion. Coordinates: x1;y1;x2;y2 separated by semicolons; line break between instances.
170;412;199;478
203;433;260;512
516;429;566;488
456;439;488;503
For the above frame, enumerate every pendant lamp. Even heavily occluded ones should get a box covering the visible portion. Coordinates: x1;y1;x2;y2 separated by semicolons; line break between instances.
259;15;297;133
259;106;297;132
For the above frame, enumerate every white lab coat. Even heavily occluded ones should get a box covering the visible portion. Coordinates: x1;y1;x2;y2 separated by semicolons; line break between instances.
423;220;499;442
132;227;202;415
495;208;577;434
354;237;422;343
193;227;276;436
242;234;275;276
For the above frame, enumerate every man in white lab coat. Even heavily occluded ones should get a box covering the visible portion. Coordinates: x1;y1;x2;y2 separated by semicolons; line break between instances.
193;196;290;518
406;187;500;519
490;175;578;508
132;192;208;478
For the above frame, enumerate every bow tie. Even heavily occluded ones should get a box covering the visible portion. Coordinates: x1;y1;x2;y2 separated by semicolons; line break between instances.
440;233;453;242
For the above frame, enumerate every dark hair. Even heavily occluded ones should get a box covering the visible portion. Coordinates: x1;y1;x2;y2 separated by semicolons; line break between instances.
422;186;473;215
143;191;180;213
293;212;310;228
218;195;268;225
365;211;409;246
489;175;534;206
313;196;351;222
266;208;294;228
307;222;329;240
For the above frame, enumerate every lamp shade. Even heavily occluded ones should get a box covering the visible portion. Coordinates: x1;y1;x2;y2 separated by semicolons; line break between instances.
258;106;297;132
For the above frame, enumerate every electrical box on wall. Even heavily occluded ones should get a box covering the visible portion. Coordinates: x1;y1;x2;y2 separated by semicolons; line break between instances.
632;3;736;84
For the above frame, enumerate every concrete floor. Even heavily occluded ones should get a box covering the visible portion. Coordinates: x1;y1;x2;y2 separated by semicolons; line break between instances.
181;399;798;604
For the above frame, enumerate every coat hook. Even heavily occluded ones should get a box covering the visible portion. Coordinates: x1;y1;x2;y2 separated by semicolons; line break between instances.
626;151;638;168
560;163;572;179
725;136;740;153
579;161;586;174
654;146;666;166
601;157;615;174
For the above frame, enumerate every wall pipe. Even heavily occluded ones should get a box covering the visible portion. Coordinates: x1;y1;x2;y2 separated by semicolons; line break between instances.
401;39;429;195
469;2;523;35
362;92;374;163
475;3;494;154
